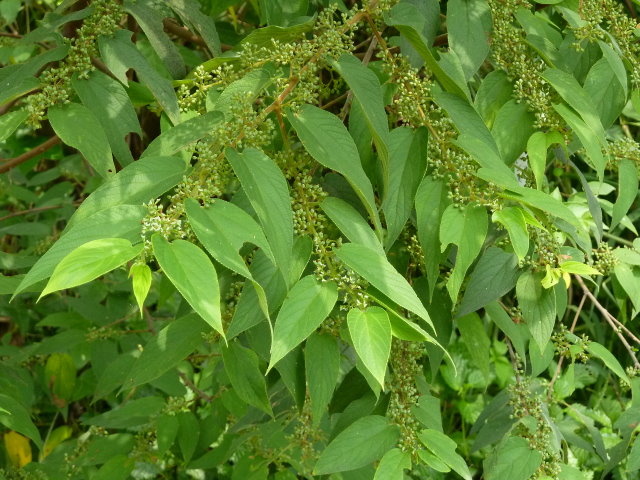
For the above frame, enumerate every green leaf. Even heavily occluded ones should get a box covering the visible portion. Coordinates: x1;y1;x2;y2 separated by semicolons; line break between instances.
0;394;43;449
14;205;146;297
457;246;519;317
48;103;115;178
614;263;640;313
176;411;199;462
446;0;491;80
129;263;152;317
484;436;543;480
335;243;433;329
484;301;529;362
269;275;338;370
347;307;392;389
457;313;491;383
526;131;548;191
418;429;472;480
415;176;448;299
185;198;273;278
558;261;601;276
611;159;638;229
382;126;428;248
332;54;390;175
72;71;142;166
155;414;179;455
516;271;556;351
0;109;28;143
226;148;293;278
152;235;223;338
208;64;277;114
584;57;626;129
40;238;142;299
373;448;411;480
587;341;631;384
320;197;382;254
492;207;530;260
124;0;186;79
142;111;224;158
384;4;468;99
44;353;76;407
239;18;315;49
123;314;208;390
85;396;165;428
222;341;272;415
98;30;180;124
169;0;221;56
305;332;341;426
288;104;382;234
491;100;534;165
67;155;188;228
313;416;399;475
440;204;488;301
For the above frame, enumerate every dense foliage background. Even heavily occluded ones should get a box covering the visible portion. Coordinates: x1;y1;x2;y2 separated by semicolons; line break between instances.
2;0;640;478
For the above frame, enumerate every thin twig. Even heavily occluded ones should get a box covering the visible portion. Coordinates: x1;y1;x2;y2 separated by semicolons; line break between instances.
574;275;640;368
0;136;61;174
178;371;214;402
0;205;64;222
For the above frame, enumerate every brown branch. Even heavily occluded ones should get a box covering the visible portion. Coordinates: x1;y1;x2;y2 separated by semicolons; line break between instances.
0;136;61;174
178;371;214;402
574;275;640;369
0;205;64;223
163;18;206;47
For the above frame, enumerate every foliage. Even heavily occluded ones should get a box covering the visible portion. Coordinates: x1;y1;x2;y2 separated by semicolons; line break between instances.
2;0;640;478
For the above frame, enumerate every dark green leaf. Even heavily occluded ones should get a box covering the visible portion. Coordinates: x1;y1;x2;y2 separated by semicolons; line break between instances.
222;341;272;415
484;436;542;480
447;0;491;80
305;332;341;426
516;271;556;351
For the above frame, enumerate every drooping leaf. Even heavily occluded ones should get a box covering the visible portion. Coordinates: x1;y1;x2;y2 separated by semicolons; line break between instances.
314;416;399;475
269;275;338;370
288;104;382;234
457;313;491;383
446;0;491;80
335;243;433;329
614;263;640;313
492;207;530;261
587;341;631;384
0;395;43;449
347;307;392;389
129;263;152;317
320;197;382;253
169;0;221;56
152;235;223;338
418;429;472;480
611;159;638;229
516;270;556;351
48;102;115;178
226;147;293;278
123;314;208;390
40;238;142;299
305;332;341;426
222;341;272;415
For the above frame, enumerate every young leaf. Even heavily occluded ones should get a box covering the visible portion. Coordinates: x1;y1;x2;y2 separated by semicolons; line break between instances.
152;235;223;338
288;104;382;234
48;103;115;178
335;243;434;329
305;332;341;426
440;204;488;301
40;238;142;299
313;416;399;475
269;276;338;370
516;271;556;351
129;263;152;317
226;148;293;278
222;341;272;415
123;314;208;390
347;307;392;389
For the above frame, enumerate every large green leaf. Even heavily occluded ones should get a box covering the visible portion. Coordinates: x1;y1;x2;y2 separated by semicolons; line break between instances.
305;332;341;426
269;275;338;370
152;236;223;338
516;271;556;351
382;126;428;248
85;396;165;428
491;100;534;165
288;104;382;234
226;148;293;278
332;54;390;174
98;30;180;124
446;0;491;80
347;307;392;389
40;238;142;299
492;207;530;261
611;159;638;229
373;448;411;480
67;155;188;228
123;314;208;390
48;102;115;178
320;197;382;254
142;111;224;158
484;436;542;480
72;71;142;166
313;416;399;475
169;0;220;56
418;429;472;480
222;341;272;415
457;313;491;383
14;205;147;296
208;65;277;114
0;394;43;449
587;341;631;384
335;243;433;329
439;204;488;301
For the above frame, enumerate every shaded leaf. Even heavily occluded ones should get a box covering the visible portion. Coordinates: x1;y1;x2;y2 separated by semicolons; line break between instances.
222;341;272;415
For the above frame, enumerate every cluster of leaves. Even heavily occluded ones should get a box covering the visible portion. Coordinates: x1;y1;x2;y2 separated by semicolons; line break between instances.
2;0;640;478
